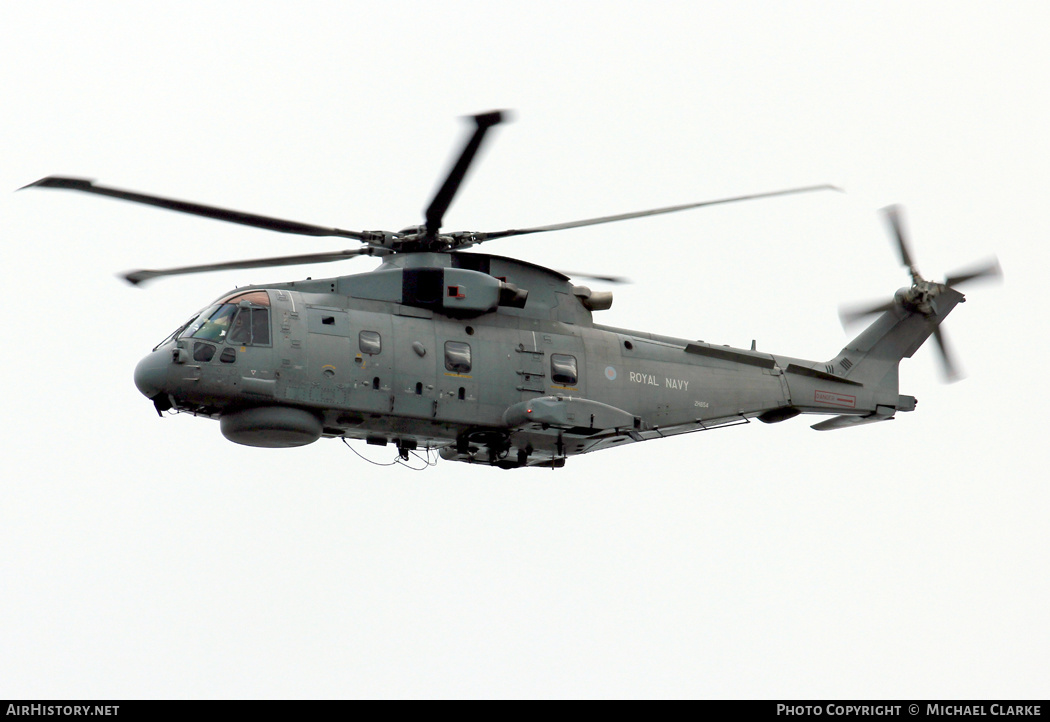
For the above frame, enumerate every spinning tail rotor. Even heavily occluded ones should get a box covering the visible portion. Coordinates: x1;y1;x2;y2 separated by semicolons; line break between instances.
839;205;1002;382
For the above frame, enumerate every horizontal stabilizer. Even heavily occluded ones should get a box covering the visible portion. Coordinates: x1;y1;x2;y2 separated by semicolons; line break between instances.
811;412;894;431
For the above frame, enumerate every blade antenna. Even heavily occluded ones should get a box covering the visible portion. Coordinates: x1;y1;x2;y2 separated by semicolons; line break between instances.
424;111;506;241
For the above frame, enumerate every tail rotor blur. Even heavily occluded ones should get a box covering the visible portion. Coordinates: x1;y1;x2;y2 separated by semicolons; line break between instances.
839;205;1002;382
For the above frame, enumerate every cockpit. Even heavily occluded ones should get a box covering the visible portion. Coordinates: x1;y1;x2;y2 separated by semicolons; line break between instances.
181;290;270;344
155;290;271;351
135;289;274;414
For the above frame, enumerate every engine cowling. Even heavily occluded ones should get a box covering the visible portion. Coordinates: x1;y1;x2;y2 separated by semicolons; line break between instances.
346;267;528;316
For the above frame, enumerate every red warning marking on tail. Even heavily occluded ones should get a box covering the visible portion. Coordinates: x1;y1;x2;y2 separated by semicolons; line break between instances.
815;389;856;408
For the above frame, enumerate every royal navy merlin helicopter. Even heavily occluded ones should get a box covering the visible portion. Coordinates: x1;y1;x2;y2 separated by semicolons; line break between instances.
25;111;1001;469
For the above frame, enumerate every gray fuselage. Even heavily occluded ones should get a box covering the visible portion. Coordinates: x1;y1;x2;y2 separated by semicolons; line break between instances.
134;251;942;467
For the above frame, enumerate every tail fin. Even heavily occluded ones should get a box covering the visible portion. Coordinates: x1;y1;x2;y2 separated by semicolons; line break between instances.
807;282;965;430
832;284;965;387
795;204;999;429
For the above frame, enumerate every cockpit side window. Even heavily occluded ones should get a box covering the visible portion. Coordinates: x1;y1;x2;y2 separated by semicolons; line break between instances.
228;306;271;346
228;309;250;345
250;307;270;345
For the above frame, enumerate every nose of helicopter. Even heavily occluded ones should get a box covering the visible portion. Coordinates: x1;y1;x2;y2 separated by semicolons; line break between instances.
134;348;171;400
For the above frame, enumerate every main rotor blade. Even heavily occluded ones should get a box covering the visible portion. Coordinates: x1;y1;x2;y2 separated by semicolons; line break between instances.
24;176;372;241
122;247;377;286
556;270;631;284
424;111;506;239
472;185;842;242
880;204;918;275
945;257;1002;287
932;326;963;382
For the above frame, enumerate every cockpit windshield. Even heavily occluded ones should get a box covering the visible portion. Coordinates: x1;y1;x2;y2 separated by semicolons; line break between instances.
177;291;271;346
153;314;199;351
181;303;239;342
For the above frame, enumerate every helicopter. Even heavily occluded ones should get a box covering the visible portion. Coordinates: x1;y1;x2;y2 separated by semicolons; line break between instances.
24;111;1001;469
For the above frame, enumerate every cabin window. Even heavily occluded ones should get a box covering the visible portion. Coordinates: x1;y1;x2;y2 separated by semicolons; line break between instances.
445;341;472;374
551;354;578;386
227;306;271;346
359;331;382;355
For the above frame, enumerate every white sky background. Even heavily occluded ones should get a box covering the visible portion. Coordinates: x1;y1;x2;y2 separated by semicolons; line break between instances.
1;1;1047;699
